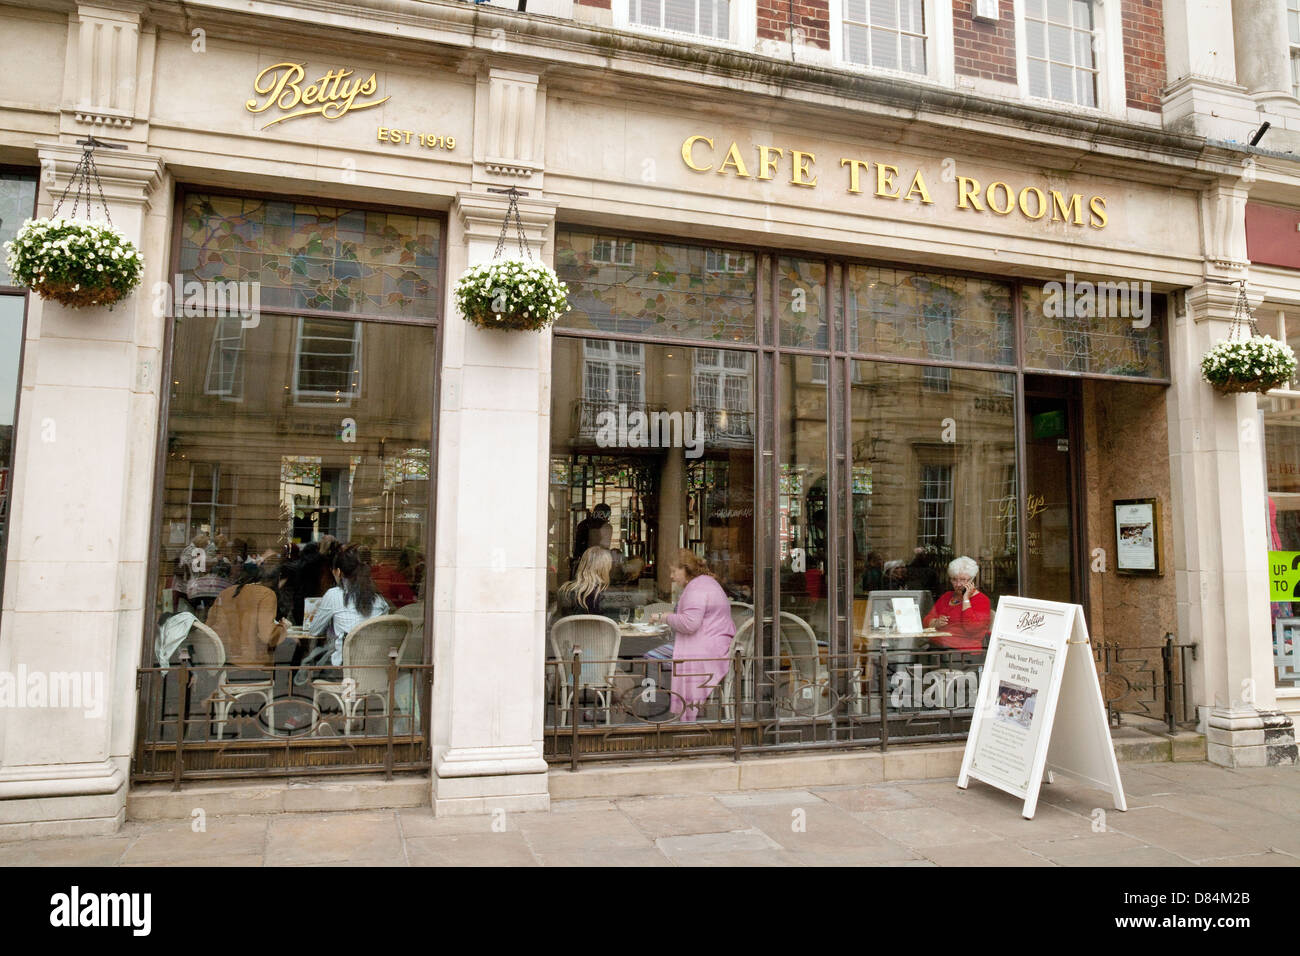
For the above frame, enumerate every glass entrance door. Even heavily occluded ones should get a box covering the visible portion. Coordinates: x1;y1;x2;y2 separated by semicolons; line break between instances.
1023;377;1082;603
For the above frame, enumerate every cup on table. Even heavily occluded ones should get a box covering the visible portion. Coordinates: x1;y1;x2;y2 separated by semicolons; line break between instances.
619;608;630;625
634;606;645;623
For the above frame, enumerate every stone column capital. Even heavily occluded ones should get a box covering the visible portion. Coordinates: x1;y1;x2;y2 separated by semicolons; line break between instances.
1184;280;1262;324
34;142;165;215
453;189;556;248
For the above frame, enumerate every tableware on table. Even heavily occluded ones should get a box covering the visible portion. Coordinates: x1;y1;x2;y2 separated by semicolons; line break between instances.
619;608;631;625
634;606;645;623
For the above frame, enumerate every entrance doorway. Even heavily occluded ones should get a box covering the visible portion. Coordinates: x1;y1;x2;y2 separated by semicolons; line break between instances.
1023;375;1086;604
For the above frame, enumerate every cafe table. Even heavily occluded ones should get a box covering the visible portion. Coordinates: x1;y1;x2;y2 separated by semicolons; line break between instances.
616;621;672;659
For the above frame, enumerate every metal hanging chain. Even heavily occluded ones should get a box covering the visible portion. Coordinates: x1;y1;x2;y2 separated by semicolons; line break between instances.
51;136;117;227
491;186;531;262
1228;280;1260;341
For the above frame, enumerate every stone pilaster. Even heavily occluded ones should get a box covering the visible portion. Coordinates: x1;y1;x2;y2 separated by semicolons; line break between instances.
430;188;556;814
1168;277;1296;768
0;142;168;839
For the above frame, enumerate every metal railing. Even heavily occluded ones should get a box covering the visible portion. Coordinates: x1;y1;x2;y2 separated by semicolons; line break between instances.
542;644;987;769
1093;634;1198;733
132;651;433;786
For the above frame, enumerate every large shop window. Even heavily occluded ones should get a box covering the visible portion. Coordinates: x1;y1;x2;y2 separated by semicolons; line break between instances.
850;361;1019;620
546;228;1166;752
0;171;37;610
142;193;439;759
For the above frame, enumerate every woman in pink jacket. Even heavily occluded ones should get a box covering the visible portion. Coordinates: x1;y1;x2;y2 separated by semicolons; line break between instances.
650;550;736;723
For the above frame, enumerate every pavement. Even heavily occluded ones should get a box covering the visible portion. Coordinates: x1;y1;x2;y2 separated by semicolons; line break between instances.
3;761;1299;866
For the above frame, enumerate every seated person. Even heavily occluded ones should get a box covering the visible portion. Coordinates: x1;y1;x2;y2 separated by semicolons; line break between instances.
307;545;391;667
556;546;612;618
923;555;991;653
206;562;286;665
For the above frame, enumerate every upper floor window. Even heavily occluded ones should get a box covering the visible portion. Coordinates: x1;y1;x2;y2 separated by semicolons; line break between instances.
1023;0;1098;107
1289;0;1300;98
842;0;927;74
630;0;731;40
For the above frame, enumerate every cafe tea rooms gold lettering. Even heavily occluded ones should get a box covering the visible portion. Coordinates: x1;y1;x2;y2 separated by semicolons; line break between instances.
246;62;390;129
682;134;1109;228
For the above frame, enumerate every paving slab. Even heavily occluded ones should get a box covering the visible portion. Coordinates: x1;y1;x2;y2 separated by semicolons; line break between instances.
811;784;928;813
119;815;268;865
0;835;132;867
265;811;404;865
1103;806;1271;862
404;832;538;867
859;807;1003;849
615;795;748;837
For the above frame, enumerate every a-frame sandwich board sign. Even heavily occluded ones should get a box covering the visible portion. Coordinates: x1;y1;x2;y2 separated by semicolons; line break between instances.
957;596;1127;820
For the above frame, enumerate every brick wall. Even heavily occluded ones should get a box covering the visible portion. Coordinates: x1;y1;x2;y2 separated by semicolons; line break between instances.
758;0;830;49
953;0;1017;83
1122;0;1164;112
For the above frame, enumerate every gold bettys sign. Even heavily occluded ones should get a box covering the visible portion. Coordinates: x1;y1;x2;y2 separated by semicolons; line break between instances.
246;63;390;129
681;135;1108;228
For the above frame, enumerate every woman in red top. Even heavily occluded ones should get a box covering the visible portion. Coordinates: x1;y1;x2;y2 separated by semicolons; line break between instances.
923;556;991;652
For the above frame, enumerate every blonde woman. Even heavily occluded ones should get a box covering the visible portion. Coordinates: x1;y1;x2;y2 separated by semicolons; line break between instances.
557;547;613;617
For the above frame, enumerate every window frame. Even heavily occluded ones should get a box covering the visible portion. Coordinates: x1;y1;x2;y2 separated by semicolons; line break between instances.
829;0;955;87
1288;0;1300;99
611;0;757;49
1012;0;1126;116
292;316;364;407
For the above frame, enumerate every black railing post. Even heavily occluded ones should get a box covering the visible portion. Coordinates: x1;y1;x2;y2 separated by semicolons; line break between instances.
385;649;399;780
877;643;889;753
569;649;580;773
1162;633;1176;734
733;649;743;761
172;651;191;791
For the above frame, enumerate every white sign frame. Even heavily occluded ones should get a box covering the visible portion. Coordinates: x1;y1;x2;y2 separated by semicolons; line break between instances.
958;596;1126;819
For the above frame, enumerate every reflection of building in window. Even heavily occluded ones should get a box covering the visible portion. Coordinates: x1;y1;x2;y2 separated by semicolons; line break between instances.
693;347;753;445
631;0;730;39
917;463;953;548
294;318;362;405
204;315;246;399
842;0;926;74
987;463;1017;554
280;455;354;543
579;340;648;437
705;248;748;274
1025;0;1098;107
186;463;238;539
590;237;635;266
922;305;954;392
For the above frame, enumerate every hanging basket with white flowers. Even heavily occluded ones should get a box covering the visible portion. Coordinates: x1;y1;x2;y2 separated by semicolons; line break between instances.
1;137;143;310
453;188;569;332
1200;283;1297;394
5;217;144;309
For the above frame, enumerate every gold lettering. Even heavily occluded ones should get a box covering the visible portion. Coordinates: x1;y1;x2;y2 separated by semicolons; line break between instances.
790;150;817;187
1018;186;1047;220
717;142;753;178
986;181;1015;215
874;163;900;199
904;169;933;204
956;176;983;211
1088;195;1108;228
246;62;306;114
246;62;389;129
841;158;870;194
377;126;388;141
757;145;784;181
682;135;714;172
1050;190;1084;225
